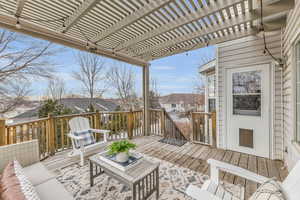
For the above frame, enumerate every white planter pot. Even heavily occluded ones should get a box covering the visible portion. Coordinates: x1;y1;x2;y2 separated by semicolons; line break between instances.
116;152;129;163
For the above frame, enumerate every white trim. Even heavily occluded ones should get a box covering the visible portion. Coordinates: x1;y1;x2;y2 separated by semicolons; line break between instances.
215;47;220;148
293;35;300;144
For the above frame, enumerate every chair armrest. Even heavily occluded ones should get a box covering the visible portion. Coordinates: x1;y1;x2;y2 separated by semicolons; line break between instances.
67;134;84;140
89;129;110;142
90;129;110;134
207;159;269;185
186;185;222;200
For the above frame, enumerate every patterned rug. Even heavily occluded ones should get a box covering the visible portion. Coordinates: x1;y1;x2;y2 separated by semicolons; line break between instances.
54;155;244;200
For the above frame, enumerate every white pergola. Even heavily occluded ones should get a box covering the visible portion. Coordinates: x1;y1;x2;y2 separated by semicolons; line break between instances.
0;0;294;134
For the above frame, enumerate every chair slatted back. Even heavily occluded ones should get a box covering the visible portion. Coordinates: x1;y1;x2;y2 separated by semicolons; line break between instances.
69;117;91;133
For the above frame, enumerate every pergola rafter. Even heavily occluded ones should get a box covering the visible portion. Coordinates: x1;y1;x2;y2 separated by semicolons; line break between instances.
0;0;294;64
91;0;172;43
115;0;244;52
15;0;26;17
60;0;99;33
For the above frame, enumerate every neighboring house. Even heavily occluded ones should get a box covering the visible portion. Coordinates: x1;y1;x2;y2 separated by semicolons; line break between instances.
1;101;40;122
11;98;118;123
159;93;204;112
196;0;300;170
199;59;216;113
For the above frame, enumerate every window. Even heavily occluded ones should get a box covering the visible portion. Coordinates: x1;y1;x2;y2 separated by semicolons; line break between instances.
296;42;300;142
207;74;216;113
232;70;261;116
207;74;216;97
171;104;176;108
208;99;216;112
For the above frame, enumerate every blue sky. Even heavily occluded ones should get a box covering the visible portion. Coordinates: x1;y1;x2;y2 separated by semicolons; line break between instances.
28;36;216;98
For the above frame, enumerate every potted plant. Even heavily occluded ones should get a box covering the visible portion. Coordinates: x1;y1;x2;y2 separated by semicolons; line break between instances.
107;140;137;163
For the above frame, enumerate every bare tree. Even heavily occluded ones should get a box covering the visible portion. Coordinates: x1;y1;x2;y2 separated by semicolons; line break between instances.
0;30;60;114
106;63;138;110
0;80;30;116
72;52;107;108
149;77;161;109
46;78;66;101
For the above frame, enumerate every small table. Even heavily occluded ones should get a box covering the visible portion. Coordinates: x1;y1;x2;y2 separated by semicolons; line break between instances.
89;154;160;200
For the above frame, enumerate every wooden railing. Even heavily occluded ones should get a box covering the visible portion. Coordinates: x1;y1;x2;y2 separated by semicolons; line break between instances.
191;112;216;146
0;109;216;159
1;110;145;159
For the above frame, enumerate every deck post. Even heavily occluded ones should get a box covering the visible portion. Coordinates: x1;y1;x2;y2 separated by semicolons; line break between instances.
160;109;166;136
95;110;101;141
47;114;55;155
0;118;5;146
142;63;150;136
127;110;134;139
211;112;217;147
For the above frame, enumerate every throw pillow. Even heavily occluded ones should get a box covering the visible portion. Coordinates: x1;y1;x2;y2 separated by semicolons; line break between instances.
249;178;285;200
0;161;40;200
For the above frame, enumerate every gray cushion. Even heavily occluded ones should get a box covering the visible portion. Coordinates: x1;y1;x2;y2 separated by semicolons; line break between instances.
23;162;56;186
35;179;73;200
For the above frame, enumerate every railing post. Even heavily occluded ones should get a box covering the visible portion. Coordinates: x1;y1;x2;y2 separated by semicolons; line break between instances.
190;113;195;142
47;114;55;155
0;118;6;146
160;109;166;136
211;112;217;147
94;110;101;141
127;110;134;139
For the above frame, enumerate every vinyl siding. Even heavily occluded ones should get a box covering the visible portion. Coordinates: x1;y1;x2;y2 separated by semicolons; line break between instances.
282;0;300;170
216;34;283;160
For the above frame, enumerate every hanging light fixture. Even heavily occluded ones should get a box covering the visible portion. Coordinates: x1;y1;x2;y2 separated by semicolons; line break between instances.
86;41;91;50
16;17;21;29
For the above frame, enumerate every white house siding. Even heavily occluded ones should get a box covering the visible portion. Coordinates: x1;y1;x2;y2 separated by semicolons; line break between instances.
282;0;300;170
216;34;283;160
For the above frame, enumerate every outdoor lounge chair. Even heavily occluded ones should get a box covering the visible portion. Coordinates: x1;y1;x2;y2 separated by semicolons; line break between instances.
186;159;300;200
68;116;110;166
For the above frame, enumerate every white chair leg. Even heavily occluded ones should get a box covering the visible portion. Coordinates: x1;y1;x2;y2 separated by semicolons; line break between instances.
80;152;84;166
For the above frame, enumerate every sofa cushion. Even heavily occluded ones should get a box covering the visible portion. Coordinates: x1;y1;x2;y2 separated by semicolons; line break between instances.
249;178;285;200
35;179;73;200
23;163;56;186
0;161;40;200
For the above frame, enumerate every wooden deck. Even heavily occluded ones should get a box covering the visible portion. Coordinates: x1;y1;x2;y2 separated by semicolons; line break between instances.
43;136;288;199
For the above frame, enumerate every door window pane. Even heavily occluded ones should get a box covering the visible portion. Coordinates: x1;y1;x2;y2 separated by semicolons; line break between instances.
232;71;261;116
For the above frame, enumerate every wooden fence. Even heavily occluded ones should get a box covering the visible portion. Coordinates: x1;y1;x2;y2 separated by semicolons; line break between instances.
0;110;216;159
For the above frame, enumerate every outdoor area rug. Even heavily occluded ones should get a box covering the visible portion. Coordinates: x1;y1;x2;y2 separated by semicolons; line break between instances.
54;155;244;200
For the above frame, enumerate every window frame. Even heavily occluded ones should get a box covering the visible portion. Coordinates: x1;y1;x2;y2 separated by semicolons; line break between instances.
295;40;300;143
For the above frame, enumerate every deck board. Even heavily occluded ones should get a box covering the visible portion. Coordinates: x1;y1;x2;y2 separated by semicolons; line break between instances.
42;136;288;198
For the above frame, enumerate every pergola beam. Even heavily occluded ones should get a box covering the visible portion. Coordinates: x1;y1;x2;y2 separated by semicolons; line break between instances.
91;0;172;43
0;12;148;67
60;0;99;33
149;29;258;61
115;0;243;51
15;0;26;17
137;12;255;57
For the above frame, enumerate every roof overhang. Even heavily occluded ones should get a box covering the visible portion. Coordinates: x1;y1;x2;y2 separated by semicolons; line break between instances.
199;59;216;74
0;0;294;66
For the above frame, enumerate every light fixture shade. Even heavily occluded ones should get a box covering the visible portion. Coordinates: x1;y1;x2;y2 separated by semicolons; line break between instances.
16;21;21;29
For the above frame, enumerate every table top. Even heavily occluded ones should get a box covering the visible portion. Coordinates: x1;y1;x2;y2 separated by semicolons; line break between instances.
89;153;159;183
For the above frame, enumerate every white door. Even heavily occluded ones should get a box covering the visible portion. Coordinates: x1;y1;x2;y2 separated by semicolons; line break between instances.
226;64;270;158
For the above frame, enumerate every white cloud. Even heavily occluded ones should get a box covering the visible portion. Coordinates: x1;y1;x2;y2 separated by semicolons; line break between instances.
151;65;175;70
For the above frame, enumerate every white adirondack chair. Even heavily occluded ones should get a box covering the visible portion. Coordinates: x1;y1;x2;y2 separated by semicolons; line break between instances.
68;117;110;166
186;159;300;200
